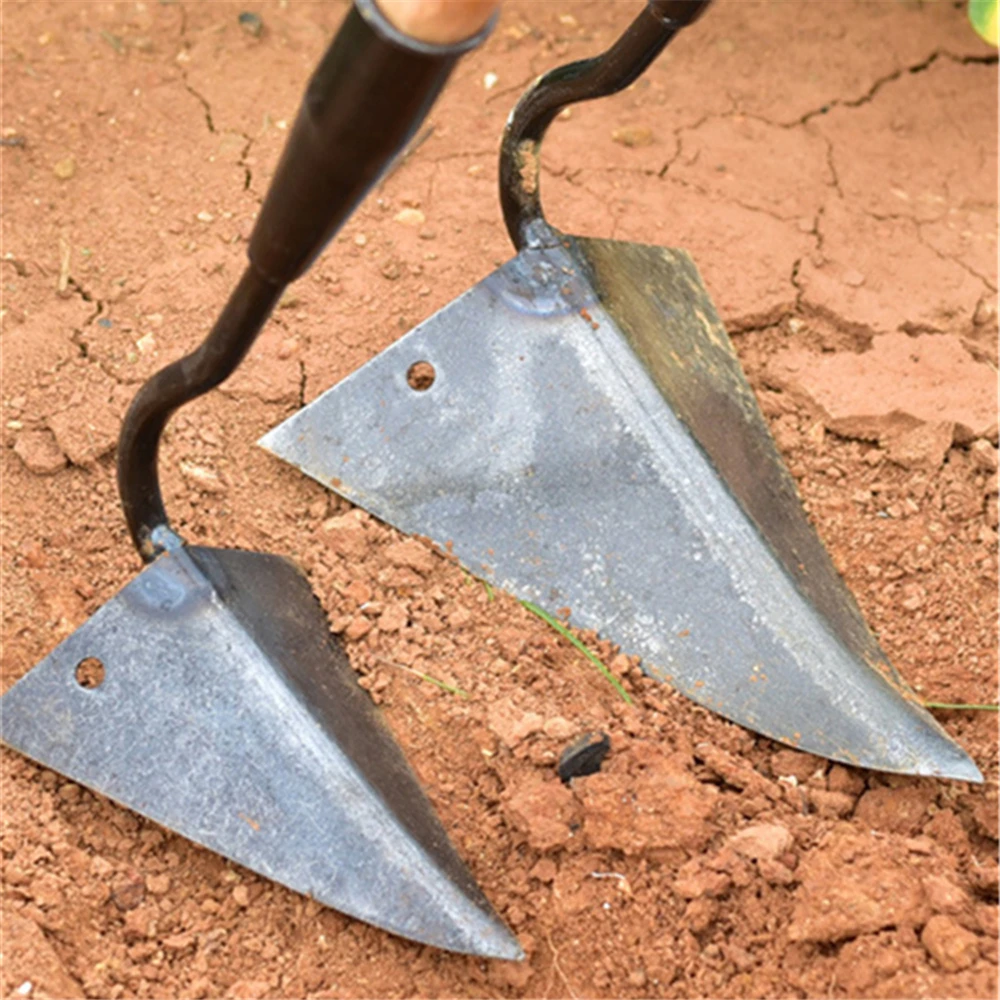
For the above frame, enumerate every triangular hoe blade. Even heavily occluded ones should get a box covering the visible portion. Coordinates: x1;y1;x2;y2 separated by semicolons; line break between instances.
0;546;522;960
261;239;981;783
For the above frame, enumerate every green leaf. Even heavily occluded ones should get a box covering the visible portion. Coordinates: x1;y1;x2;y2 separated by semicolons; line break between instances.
520;600;633;705
969;0;998;45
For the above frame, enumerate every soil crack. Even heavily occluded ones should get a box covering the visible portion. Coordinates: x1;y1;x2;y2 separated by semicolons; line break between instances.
183;81;216;134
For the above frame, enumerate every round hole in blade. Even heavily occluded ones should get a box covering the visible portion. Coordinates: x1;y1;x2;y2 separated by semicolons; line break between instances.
406;361;435;391
75;657;105;689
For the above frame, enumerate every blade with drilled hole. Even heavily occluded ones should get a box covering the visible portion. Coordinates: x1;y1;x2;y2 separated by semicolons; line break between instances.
0;544;523;959
261;238;981;782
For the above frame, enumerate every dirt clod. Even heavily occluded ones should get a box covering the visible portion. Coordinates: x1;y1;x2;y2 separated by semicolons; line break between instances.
13;430;66;475
921;914;982;972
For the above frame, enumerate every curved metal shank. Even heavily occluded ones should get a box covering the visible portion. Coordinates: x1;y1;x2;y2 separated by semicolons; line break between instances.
498;0;710;251
116;1;483;562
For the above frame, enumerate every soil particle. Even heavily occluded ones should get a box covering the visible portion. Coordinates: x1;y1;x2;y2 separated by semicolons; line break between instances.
377;602;409;632
808;787;857;819
770;747;825;783
46;400;120;467
611;126;654;148
923;874;972;917
384;538;437;575
541;715;574;740
726;823;794;862
922;914;982;972
320;512;369;560
673;861;732;900
110;872;146;911
788;828;931;943
145;873;171;895
488;696;544;748
576;745;717;855
854;783;937;835
503;772;578;852
1;910;84;999
12;430;67;475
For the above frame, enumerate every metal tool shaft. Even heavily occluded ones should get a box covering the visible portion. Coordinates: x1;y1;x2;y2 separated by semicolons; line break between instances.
499;0;710;251
117;0;488;561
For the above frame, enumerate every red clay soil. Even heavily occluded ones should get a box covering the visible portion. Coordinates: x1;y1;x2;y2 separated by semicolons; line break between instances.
2;2;997;998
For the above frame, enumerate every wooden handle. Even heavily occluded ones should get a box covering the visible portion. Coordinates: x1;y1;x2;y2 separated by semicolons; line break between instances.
376;0;499;44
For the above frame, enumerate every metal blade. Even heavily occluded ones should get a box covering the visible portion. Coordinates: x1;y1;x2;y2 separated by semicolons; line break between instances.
260;239;981;783
0;545;523;960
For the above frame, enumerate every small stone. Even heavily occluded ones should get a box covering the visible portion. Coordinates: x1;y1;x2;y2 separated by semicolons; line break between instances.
380;260;400;280
726;823;793;863
557;731;610;783
884;421;954;471
504;773;577;851
196;210;214;223
627;970;647;988
542;716;575;740
52;156;76;180
808;788;855;819
448;606;473;628
135;332;157;355
483;71;498;90
345;616;373;641
971;439;998;473
529;857;557;883
377;603;408;633
232;884;250;907
854;784;934;835
827;764;865;798
611;126;654;148
842;268;866;287
111;875;146;912
384;539;436;575
162;932;195;952
921;914;980;972
673;864;731;900
685;897;718;933
321;513;368;559
48;400;120;466
13;430;66;475
343;580;372;606
923;875;970;915
145;874;170;895
353;233;367;246
973;297;997;327
758;858;796;885
237;11;263;37
394;207;425;227
900;583;926;611
179;461;226;494
771;748;822;783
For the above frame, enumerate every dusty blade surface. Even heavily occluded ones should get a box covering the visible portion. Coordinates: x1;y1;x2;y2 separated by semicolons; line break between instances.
261;239;980;783
0;545;522;960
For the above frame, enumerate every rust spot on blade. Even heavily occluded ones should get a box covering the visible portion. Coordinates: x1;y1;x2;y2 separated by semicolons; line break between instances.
238;812;260;832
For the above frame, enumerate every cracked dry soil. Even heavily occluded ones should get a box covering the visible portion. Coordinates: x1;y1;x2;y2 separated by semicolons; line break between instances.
2;2;998;998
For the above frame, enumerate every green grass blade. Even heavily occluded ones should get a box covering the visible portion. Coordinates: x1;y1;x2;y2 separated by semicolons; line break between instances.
376;656;469;698
417;672;470;698
521;600;633;705
924;701;998;712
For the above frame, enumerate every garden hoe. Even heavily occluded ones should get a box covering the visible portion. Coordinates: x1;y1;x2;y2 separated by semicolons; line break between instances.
261;0;982;782
0;0;522;961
